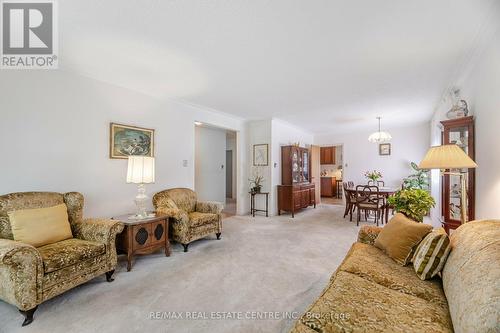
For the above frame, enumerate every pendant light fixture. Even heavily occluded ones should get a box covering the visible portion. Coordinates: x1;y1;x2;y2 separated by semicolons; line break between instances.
368;117;392;143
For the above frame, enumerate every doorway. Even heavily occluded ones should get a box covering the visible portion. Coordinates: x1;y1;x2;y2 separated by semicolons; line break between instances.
317;144;344;205
194;122;237;217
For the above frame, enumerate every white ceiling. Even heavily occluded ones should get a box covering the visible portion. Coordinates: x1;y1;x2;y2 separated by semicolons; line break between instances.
61;0;500;134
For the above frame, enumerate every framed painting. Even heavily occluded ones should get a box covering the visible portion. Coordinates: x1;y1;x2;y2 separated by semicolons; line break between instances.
109;123;155;159
253;144;269;166
379;143;391;156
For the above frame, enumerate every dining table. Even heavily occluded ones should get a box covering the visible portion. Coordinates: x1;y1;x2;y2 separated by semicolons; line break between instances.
344;185;398;224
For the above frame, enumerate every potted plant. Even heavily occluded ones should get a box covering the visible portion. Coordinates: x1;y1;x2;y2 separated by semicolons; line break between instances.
249;167;264;193
365;170;382;183
387;189;436;222
403;162;430;190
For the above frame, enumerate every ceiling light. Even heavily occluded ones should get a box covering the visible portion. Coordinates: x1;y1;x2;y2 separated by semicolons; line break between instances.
194;121;203;126
368;117;392;143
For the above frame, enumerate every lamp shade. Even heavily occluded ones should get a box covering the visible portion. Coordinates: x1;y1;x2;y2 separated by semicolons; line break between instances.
126;156;155;184
419;144;477;170
368;131;392;143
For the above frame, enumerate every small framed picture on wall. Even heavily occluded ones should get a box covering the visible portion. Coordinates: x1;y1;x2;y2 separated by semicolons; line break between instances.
379;143;391;156
253;144;269;166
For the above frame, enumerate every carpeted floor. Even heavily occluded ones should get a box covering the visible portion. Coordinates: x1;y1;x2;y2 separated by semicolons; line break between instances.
0;204;372;333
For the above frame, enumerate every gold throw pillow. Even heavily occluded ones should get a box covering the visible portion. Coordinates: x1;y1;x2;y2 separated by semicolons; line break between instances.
413;227;451;280
8;203;73;247
374;213;433;265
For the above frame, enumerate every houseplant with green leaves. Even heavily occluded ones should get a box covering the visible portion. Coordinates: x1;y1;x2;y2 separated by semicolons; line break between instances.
403;162;430;190
387;188;435;222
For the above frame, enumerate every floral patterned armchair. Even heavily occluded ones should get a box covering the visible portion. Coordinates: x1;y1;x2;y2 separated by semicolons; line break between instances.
0;192;123;326
153;188;223;252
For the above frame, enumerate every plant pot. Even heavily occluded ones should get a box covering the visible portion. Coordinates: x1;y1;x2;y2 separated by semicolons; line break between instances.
252;186;262;193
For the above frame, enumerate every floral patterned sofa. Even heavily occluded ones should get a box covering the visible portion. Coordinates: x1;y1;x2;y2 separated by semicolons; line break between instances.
0;192;124;326
153;188;223;252
291;221;500;333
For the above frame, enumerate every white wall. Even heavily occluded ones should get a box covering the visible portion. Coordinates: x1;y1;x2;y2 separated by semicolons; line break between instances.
246;120;272;212
315;123;430;189
429;20;500;221
271;119;314;215
0;70;248;217
195;126;226;203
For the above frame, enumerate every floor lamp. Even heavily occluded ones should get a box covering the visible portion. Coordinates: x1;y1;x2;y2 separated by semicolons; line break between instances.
419;144;477;224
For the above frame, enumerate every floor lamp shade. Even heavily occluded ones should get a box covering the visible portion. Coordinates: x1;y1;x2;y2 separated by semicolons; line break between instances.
418;144;477;225
126;156;155;184
418;144;477;170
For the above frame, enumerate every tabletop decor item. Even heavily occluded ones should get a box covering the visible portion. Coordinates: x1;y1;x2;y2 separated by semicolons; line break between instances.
365;170;382;183
387;189;436;222
110;123;154;159
249;167;264;193
126;156;155;219
446;88;469;119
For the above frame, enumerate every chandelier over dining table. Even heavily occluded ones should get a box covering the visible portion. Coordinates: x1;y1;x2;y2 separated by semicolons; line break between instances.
368;116;392;143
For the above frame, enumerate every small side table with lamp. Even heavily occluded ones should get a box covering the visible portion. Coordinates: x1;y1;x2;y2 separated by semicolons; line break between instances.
113;156;171;271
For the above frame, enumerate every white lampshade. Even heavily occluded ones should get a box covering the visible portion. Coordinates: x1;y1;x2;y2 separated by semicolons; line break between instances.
368;131;392;143
126;156;155;184
419;145;477;170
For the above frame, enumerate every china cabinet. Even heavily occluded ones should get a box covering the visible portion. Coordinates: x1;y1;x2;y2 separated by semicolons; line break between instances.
277;146;316;217
441;116;475;234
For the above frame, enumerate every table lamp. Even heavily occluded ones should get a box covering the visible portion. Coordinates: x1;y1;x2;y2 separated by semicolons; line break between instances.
126;156;155;219
418;144;477;224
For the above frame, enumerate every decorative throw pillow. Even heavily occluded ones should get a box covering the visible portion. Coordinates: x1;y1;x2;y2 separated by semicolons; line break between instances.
412;227;451;280
8;203;73;247
374;213;433;265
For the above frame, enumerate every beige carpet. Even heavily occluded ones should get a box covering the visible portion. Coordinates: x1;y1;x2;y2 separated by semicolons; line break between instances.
0;204;372;333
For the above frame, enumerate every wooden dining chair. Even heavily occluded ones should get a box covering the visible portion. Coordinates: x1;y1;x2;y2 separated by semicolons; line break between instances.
343;182;357;221
347;181;354;187
355;185;385;226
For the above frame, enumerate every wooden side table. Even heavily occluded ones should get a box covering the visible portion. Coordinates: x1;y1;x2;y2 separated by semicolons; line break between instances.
250;191;269;217
113;212;171;271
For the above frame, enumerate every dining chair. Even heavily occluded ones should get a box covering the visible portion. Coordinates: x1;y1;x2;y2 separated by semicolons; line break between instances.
343;182;357;221
347;181;354;187
355;185;385;226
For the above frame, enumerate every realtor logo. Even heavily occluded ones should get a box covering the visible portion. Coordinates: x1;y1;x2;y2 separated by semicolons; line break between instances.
1;0;58;69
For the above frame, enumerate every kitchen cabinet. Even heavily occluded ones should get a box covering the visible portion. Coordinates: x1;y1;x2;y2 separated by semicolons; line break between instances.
320;146;336;165
321;177;336;197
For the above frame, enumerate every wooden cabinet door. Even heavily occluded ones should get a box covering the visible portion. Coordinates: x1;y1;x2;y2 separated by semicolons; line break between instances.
151;221;166;245
320;147;336;164
309;188;316;205
321;178;329;196
300;190;308;208
293;190;302;209
132;224;152;250
329;147;336;164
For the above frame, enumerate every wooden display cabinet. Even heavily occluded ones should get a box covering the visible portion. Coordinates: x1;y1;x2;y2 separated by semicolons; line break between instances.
441;116;475;234
277;146;316;217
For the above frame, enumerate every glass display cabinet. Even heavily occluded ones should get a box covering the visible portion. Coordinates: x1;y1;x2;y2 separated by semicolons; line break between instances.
441;116;475;234
278;145;315;217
